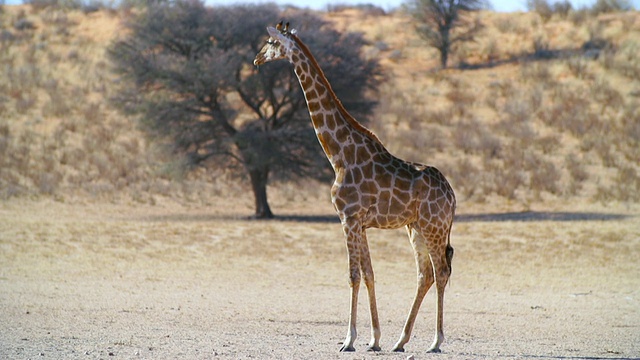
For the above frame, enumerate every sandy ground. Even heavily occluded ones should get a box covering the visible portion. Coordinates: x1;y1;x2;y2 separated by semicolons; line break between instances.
1;198;639;359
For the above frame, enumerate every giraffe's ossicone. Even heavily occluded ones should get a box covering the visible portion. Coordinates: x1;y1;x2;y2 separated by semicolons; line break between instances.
255;21;456;353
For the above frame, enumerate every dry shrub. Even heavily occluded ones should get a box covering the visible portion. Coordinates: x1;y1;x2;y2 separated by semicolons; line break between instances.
565;57;592;79
502;97;532;124
7;64;42;93
60;147;86;165
591;136;617;167
540;85;600;137
591;79;624;114
590;0;633;14
520;62;554;87
494;17;518;34
532;34;553;59
616;166;640;201
424;108;454;126
83;102;102;122
598;48;617;69
452;117;501;157
610;40;640;79
527;0;553;22
527;86;544;112
528;155;561;196
43;91;71;117
403;124;447;156
445;81;475;116
446;158;480;200
493;167;526;199
565;154;588;195
596;165;640;203
497;98;538;149
15;92;37;114
484;92;499;111
492;80;515;98
619;103;640;161
537;134;561;154
566;154;589;182
569;8;590;25
0;121;62;198
553;0;572;18
493;143;562;199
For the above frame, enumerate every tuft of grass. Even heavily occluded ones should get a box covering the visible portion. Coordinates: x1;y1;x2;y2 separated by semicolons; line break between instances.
565;57;592;80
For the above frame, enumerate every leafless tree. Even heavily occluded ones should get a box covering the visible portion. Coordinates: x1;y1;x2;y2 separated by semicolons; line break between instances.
109;1;380;218
407;0;487;68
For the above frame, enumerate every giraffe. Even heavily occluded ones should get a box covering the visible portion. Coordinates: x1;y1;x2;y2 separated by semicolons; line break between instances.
254;22;456;353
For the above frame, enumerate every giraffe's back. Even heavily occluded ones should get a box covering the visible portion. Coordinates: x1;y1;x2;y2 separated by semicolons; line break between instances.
413;165;456;234
348;159;454;231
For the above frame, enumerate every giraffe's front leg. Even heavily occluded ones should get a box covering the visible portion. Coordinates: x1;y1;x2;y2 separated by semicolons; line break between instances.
360;231;381;352
339;217;363;352
340;242;360;352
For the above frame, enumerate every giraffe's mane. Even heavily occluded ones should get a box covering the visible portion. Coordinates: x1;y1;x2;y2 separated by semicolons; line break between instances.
290;33;384;146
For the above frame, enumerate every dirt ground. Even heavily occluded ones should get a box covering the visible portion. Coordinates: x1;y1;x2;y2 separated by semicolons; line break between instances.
1;197;639;359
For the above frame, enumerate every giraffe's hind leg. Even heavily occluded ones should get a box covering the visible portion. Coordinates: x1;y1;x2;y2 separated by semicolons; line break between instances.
392;226;435;352
426;229;453;353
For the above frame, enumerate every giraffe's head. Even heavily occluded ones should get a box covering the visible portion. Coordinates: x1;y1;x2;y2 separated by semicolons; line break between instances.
254;21;297;66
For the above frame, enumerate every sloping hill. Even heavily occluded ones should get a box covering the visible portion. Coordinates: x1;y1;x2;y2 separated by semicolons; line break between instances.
1;4;639;212
326;8;640;206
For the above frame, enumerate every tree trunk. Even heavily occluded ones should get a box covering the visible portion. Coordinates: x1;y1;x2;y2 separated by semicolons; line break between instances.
439;27;450;69
249;168;274;219
439;47;449;69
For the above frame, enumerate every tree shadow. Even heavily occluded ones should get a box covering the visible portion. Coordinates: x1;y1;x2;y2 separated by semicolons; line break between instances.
274;214;340;223
138;211;630;224
277;211;631;223
455;211;630;223
456;44;604;71
137;212;341;223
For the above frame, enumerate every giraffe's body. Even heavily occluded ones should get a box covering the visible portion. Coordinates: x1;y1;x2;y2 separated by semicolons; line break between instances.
255;22;456;353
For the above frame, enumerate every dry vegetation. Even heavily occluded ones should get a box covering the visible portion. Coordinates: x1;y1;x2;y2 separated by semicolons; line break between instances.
329;8;640;207
0;3;639;212
0;4;235;206
1;4;639;359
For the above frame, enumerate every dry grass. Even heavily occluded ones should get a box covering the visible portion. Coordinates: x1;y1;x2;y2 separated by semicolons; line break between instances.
1;4;639;212
0;5;234;204
364;9;640;206
1;6;638;357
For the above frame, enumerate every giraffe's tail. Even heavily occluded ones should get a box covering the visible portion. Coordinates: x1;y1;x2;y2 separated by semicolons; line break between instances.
445;224;454;276
445;243;454;276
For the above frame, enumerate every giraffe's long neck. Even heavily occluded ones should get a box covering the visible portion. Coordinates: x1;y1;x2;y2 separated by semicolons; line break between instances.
288;36;382;170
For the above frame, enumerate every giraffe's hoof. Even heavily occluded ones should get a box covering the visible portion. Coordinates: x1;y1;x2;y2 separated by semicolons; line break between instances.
339;344;355;352
391;346;405;352
366;345;381;352
427;347;442;353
